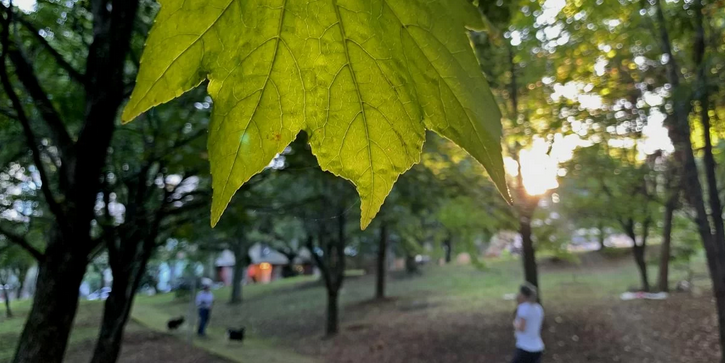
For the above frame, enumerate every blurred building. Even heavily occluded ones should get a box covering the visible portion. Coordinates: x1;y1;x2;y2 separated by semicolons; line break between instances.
214;243;316;285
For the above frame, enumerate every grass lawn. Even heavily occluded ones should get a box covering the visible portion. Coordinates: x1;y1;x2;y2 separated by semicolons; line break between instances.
0;249;719;363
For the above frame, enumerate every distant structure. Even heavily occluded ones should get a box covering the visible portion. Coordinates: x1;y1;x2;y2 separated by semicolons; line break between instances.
214;243;316;285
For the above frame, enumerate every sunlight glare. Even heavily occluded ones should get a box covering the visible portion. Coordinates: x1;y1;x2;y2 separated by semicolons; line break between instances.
507;136;590;196
4;0;36;12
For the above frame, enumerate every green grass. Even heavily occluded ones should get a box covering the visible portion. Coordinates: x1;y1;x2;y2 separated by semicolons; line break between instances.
0;248;711;363
0;300;145;363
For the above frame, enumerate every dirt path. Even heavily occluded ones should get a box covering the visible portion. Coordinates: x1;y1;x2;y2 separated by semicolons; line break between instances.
64;331;232;363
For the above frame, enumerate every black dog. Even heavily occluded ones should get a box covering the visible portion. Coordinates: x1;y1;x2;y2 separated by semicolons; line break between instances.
227;327;245;342
167;316;185;330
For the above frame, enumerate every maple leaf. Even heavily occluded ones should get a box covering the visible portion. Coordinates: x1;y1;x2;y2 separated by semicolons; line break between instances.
123;0;507;228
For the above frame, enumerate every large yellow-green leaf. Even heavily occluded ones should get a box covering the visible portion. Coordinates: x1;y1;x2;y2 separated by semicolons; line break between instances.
122;0;508;229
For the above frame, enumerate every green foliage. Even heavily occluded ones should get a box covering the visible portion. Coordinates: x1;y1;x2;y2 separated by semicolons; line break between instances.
531;208;579;265
559;143;658;239
122;0;508;229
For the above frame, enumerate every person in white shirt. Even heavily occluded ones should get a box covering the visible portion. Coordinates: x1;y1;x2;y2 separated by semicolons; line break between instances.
195;283;214;336
512;283;544;363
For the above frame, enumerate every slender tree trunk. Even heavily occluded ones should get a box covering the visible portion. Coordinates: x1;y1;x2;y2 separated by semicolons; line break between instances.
2;277;12;318
520;213;539;290
276;250;298;278
325;211;346;336
508;42;540;299
633;245;649;292
375;223;387;300
230;238;246;304
598;223;606;251
443;236;452;264
625;222;650;292
405;253;419;274
282;261;296;278
90;255;150;363
692;7;725;359
15;268;27;299
12;244;87;363
658;192;677;292
308;209;346;337
326;287;340;336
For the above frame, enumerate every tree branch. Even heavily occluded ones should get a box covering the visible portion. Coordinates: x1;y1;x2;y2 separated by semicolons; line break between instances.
2;4;74;165
0;6;67;228
15;14;86;85
0;224;44;261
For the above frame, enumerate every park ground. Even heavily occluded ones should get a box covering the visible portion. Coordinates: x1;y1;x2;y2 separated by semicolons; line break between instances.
0;249;720;363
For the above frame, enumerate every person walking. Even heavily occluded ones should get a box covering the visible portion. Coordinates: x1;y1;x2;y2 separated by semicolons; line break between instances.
512;283;544;363
195;281;214;337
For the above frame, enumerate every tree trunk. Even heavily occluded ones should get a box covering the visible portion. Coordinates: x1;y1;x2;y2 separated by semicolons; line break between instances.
307;209;346;337
326;288;339;336
633;244;649;292
658;193;677;292
90;255;150;363
15;267;27;299
598;223;606;251
405;253;419;274
443;236;452;264
625;221;650;292
324;211;346;336
2;279;11;318
3;1;140;361
375;223;387;300
12;245;87;363
520;214;539;290
230;238;246;304
276;250;298;278
653;2;725;360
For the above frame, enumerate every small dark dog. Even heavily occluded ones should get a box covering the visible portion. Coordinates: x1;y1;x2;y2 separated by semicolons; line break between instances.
227;327;245;342
167;316;185;330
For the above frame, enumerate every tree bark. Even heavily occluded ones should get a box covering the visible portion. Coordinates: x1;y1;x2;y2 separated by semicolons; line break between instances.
405;253;419;274
443;235;452;264
326;288;340;336
3;0;140;361
598;223;606;251
633;245;649;292
2;277;11;318
375;223;387;300
520;213;539;291
230;238;246;305
90;250;151;363
12;244;87;363
625;220;650;292
324;211;346;336
15;267;27;299
658;191;677;292
307;210;346;337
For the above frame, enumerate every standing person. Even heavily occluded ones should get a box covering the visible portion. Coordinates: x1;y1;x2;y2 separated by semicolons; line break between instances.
512;283;544;363
195;282;214;337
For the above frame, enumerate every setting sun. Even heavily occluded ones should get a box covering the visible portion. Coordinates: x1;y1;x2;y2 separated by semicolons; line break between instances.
505;136;588;196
